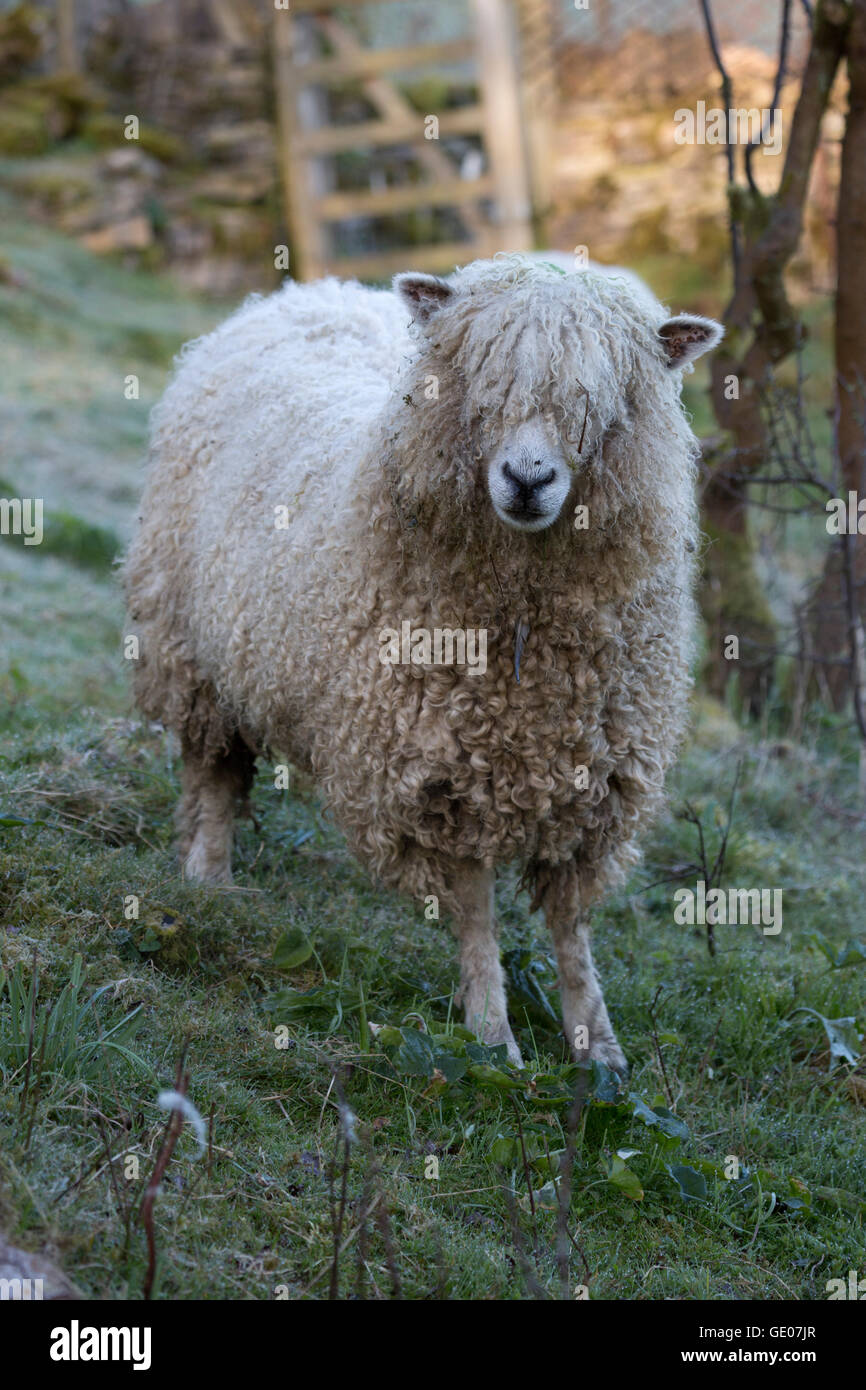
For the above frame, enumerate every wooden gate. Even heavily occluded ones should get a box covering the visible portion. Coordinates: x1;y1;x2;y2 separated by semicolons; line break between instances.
272;0;536;281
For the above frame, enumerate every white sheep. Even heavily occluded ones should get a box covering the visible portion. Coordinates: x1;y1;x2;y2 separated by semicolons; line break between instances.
124;254;722;1069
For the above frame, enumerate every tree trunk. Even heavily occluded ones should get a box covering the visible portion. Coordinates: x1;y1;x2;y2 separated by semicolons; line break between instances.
700;0;850;712
810;0;866;706
56;0;80;75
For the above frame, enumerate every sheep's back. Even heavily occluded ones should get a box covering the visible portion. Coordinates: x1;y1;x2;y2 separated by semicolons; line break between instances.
125;276;411;739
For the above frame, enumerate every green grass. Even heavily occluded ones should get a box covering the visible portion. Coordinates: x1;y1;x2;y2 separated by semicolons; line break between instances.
1;198;864;1301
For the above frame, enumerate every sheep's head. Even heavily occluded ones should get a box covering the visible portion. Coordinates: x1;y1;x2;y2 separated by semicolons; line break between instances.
394;258;722;536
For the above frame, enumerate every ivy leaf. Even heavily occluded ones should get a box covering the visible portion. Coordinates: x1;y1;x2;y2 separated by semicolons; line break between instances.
490;1135;520;1165
466;1063;525;1092
790;1007;861;1068
273;926;314;971
589;1060;627;1103
606;1153;644;1201
431;1049;467;1083
531;1149;565;1179
466;1041;511;1067
264;982;361;1027
393;1027;437;1078
808;933;866;969
630;1094;690;1141
137;926;163;954
812;1185;866;1215
502;948;559;1024
667;1163;709;1203
532;1180;561;1209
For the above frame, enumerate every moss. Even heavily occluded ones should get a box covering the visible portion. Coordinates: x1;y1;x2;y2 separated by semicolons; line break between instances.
78;110;129;149
0;98;51;155
0;3;43;82
591;172;619;212
616;207;673;261
400;77;479;114
79;112;188;166
701;524;776;634
0;74;104;154
691;213;731;279
136;124;188;166
0;505;120;574
699;521;777;709
2;162;94;210
192;201;273;259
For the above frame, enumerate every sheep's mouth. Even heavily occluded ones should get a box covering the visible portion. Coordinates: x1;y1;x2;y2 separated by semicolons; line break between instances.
506;499;549;521
497;503;559;533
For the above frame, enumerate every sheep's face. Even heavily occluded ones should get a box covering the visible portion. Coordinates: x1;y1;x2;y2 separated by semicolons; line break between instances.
394;260;723;535
485;419;571;532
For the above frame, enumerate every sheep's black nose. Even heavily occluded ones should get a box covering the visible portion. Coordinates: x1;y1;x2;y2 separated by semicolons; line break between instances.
503;462;556;501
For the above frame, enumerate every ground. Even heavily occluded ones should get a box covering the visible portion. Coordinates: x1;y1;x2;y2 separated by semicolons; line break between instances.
1;195;864;1300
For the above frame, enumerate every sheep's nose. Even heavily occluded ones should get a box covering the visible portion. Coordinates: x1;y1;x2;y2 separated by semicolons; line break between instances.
503;462;556;500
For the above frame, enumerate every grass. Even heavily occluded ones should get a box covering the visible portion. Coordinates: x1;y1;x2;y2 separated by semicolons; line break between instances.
0;198;864;1301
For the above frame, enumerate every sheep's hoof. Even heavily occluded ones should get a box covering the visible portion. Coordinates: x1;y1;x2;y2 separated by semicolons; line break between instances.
182;843;233;885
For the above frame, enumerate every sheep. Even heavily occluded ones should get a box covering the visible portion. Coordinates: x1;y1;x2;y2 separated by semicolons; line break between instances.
123;254;722;1071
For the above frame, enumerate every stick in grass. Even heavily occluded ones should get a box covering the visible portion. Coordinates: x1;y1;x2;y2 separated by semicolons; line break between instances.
140;1051;189;1300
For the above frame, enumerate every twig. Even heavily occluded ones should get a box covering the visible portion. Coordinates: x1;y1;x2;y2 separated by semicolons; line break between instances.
510;1096;538;1237
698;0;741;282
648;986;676;1108
21;947;38;1111
328;1068;355;1301
502;1179;548;1300
555;1066;591;1299
139;1050;190;1300
207;1101;215;1184
694;1015;723;1100
23;1003;49;1152
744;0;791;193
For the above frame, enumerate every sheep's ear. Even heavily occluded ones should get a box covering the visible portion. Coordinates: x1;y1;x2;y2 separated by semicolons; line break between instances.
658;314;724;367
394;272;454;323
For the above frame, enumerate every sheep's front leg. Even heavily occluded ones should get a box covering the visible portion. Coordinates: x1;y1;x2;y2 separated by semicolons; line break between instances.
445;861;523;1068
535;863;626;1073
178;734;255;885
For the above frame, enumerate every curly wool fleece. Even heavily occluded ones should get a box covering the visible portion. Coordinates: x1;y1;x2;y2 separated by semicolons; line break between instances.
124;254;720;1060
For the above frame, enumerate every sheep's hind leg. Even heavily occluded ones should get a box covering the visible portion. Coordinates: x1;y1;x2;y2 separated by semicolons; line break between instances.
534;862;626;1073
444;861;523;1068
178;734;256;885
